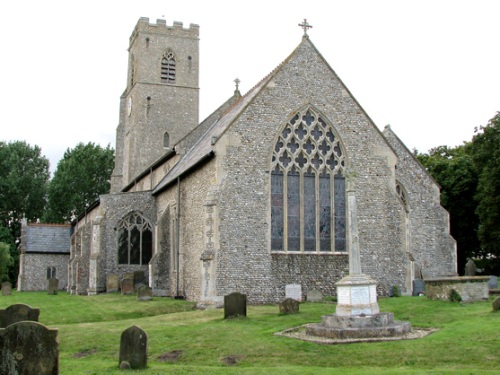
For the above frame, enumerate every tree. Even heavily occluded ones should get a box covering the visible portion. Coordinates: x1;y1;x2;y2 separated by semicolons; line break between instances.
45;142;115;223
0;141;50;283
470;112;500;273
0;242;13;282
416;144;480;274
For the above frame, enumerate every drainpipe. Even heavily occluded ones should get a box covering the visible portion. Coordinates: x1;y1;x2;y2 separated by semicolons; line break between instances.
176;176;181;298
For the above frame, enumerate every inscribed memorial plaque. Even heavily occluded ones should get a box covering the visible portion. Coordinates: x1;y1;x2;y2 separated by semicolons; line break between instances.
285;284;302;301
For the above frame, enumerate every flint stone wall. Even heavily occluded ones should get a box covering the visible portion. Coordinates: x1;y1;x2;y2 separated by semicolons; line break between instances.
425;276;490;302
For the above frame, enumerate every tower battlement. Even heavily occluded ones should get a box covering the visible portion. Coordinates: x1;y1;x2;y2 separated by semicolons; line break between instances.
130;17;199;45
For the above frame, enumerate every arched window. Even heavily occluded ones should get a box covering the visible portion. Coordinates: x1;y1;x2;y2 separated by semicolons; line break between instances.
396;181;409;212
161;49;176;83
163;132;170;148
117;212;153;265
271;107;346;252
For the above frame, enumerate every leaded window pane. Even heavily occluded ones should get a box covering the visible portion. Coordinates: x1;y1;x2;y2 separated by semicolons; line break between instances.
130;227;141;264
319;174;331;251
287;171;300;251
118;228;129;264
271;172;284;250
304;172;316;251
334;174;346;252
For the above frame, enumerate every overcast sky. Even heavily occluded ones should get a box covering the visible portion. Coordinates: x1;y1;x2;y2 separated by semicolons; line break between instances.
1;0;499;175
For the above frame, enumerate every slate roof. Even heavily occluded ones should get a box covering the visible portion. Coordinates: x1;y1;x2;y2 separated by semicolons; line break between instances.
26;224;71;254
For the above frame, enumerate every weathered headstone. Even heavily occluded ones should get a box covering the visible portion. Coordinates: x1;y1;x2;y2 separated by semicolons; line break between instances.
488;275;498;290
279;298;300;314
412;279;425;296
106;274;119;293
285;283;302;301
464;259;477;276
224;292;247;319
133;271;146;290
1;281;12;296
119;325;148;370
0;321;58;374
0;303;40;328
121;277;134;295
492;297;500;311
47;278;59;295
306;289;323;302
137;285;153;301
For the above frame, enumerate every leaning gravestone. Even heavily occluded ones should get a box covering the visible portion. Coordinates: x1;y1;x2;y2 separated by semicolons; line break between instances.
224;292;247;319
121;277;134;295
0;303;40;328
279;298;299;314
493;297;500;312
137;285;153;301
106;274;119;293
119;325;148;370
285;283;302;301
47;278;59;295
0;321;58;375
488;275;498;290
306;289;323;302
1;281;12;296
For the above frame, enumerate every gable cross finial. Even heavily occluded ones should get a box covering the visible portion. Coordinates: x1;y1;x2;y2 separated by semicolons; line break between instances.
234;78;240;91
298;19;312;38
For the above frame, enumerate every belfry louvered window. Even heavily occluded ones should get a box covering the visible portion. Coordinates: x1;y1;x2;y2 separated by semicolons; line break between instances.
271;107;346;252
161;49;176;83
117;212;153;265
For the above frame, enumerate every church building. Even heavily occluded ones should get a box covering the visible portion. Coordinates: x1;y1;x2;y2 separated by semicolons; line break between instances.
68;17;457;305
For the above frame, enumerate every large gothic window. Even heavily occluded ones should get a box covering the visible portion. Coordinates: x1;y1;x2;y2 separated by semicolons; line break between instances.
117;212;153;265
271;107;346;252
161;49;176;83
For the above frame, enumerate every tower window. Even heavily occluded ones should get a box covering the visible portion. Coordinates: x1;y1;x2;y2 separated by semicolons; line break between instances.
164;132;170;148
271;107;346;252
161;49;176;83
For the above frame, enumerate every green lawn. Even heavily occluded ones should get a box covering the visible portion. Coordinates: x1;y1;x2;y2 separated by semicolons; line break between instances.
1;292;498;374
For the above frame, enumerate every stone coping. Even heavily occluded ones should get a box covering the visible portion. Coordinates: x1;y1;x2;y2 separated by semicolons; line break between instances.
275;324;437;345
424;276;490;283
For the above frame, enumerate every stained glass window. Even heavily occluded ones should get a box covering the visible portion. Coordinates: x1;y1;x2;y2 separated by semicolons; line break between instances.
271;107;346;252
117;212;153;265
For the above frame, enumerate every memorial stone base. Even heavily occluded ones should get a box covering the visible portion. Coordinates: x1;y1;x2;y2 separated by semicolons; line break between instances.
306;274;411;340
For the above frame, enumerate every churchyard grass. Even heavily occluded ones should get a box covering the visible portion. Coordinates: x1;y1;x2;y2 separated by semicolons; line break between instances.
1;292;498;374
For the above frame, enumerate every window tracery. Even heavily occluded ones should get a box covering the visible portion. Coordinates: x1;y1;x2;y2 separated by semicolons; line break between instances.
271;107;346;252
161;49;176;83
396;181;409;212
117;212;153;265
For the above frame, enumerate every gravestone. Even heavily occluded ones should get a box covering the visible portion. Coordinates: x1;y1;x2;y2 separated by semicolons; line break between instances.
119;325;148;370
279;298;300;314
47;278;59;295
285;284;302;301
306;289;323;302
492;297;500;311
133;271;146;290
224;292;247;319
137;285;153;301
121;277;134;295
106;274;119;293
464;259;477;276
0;303;40;328
412;279;425;296
488;275;498;290
0;321;58;374
1;281;12;296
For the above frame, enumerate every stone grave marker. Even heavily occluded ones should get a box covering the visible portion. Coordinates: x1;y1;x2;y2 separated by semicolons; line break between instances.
47;278;59;295
306;289;323;302
488;275;498;290
121;277;134;295
119;325;148;370
412;279;425;296
1;281;12;296
224;292;247;319
133;270;146;290
137;285;153;301
106;274;119;293
0;303;40;328
0;321;58;374
285;283;302;301
492;297;500;312
279;298;299;314
464;259;477;276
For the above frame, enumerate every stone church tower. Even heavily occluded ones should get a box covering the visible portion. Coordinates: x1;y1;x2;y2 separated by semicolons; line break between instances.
111;18;200;192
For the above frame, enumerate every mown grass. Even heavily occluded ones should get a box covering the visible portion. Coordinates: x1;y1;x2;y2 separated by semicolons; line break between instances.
1;292;498;374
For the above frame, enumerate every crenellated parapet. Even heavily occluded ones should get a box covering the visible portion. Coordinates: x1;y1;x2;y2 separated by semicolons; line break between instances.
130;17;199;45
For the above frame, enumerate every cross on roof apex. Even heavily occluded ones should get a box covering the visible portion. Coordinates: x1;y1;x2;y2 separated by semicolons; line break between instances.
298;19;312;38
